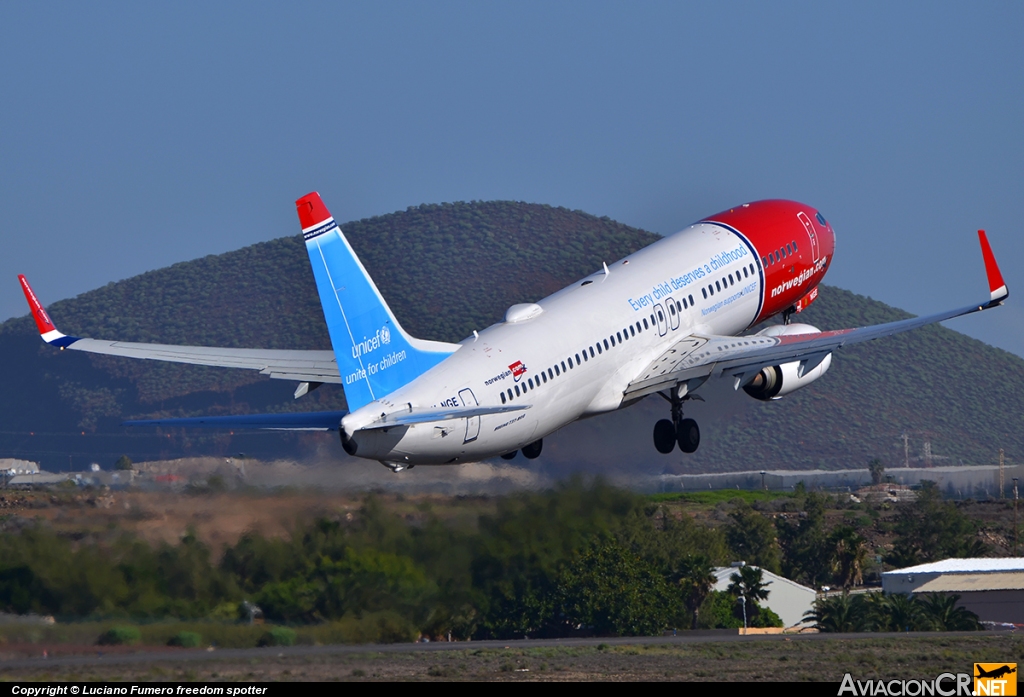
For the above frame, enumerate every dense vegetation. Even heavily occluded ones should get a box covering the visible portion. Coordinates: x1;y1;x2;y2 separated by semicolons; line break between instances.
0;480;990;639
0;200;1021;471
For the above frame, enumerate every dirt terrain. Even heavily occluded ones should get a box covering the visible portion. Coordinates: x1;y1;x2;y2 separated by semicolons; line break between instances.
1;634;1021;682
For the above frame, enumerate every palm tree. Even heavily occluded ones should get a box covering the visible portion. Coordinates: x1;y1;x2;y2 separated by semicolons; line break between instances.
829;527;870;589
919;593;981;631
803;592;870;632
727;565;771;625
869;593;925;632
676;556;715;630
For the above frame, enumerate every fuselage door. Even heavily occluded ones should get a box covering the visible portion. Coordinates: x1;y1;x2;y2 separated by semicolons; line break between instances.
458;388;480;444
654;303;668;336
666;296;680;331
797;211;820;263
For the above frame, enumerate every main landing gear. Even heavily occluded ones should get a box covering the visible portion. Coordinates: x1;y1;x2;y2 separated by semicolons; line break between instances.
653;388;700;454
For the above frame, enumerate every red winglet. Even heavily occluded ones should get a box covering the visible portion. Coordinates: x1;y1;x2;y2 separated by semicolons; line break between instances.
978;230;1008;301
18;275;57;335
295;192;333;230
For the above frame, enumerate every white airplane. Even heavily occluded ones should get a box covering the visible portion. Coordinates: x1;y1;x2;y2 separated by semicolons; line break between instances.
19;194;1008;472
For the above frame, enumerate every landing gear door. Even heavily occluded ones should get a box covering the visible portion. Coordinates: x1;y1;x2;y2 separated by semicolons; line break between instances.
458;388;480;444
797;211;820;263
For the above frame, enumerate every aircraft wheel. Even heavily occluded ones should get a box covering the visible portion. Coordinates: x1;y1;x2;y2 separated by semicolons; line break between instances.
677;418;700;454
653;419;676;454
522;440;543;459
500;450;518;460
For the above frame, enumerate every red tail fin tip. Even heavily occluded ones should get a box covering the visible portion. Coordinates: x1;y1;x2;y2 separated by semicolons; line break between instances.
295;192;332;230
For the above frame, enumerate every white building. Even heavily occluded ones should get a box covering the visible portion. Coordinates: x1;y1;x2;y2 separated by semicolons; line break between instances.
712;565;817;628
882;558;1024;624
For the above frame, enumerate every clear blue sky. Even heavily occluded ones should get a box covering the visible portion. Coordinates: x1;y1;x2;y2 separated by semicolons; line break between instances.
2;2;1022;356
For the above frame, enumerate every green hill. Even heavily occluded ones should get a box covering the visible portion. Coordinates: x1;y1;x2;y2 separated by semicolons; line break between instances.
0;201;1020;473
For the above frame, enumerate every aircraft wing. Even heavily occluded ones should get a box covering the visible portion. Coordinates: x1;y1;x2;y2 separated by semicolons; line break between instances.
624;230;1008;401
356;404;531;430
18;275;340;388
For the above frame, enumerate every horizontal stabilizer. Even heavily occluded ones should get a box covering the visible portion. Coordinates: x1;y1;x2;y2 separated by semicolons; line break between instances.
124;411;347;431
357;404;530;431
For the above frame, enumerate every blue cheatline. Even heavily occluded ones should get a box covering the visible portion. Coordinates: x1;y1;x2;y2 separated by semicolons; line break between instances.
304;219;458;411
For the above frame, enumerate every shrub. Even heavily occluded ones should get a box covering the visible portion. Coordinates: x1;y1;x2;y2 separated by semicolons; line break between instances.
257;626;296;647
167;631;202;648
97;626;141;645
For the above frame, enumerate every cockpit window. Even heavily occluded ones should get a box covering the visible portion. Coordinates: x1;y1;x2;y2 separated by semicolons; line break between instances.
815;212;827;226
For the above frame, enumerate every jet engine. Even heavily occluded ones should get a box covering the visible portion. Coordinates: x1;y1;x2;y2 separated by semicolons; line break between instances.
742;323;832;401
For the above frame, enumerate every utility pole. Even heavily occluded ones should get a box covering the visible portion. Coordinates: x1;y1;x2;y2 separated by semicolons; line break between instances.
902;432;910;468
760;470;767;491
1014;478;1019;557
1000;449;1005;499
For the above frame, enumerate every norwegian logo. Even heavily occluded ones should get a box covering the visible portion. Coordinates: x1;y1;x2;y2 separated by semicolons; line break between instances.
509;361;527;382
975;663;1017;696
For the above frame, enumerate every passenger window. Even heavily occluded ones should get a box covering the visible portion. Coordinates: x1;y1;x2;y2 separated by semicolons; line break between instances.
597;343;603;354
604;338;610;350
669;304;675;316
689;294;694;305
548;368;554;380
786;243;793;256
762;256;768;267
630;325;636;337
515;385;521;397
541;372;547;384
589;347;595;358
567;357;573;368
508;389;513;401
709;285;714;296
575;353;581;364
643;318;649;329
617;331;623;342
658;310;664;321
561;360;567;371
792;240;798;252
650;314;656;325
555;364;560;376
743;267;748;278
749;264;754;275
715;280;721;292
500;392;506;404
582;350;588;362
635;322;641;333
702;288;707;299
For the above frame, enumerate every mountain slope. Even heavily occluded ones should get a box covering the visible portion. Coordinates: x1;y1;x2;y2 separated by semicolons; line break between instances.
0;201;1020;473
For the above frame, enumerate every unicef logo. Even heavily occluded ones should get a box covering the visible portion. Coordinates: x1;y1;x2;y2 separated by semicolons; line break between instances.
380;326;391;345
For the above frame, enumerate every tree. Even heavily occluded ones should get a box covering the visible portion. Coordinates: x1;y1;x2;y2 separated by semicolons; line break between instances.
919;593;981;631
114;455;133;471
554;541;678;637
803;592;870;632
829;527;870;589
887;481;988;567
674;555;716;630
726;565;771;626
726;505;781;573
868;458;885;485
869;593;925;632
777;490;831;587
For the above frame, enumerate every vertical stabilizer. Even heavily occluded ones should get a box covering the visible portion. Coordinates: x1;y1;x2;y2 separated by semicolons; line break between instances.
297;192;459;411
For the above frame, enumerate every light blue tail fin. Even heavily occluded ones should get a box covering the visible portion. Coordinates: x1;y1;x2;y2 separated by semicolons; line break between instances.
296;192;459;410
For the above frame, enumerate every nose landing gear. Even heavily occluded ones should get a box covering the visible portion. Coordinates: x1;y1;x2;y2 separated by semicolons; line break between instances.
652;388;701;454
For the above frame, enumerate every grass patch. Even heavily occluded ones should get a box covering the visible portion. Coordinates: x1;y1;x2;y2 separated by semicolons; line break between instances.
648;490;795;505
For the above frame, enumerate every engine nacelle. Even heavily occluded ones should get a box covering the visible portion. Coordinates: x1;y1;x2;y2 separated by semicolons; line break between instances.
742;323;833;401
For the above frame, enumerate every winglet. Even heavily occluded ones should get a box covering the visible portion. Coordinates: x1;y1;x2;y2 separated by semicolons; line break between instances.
978;230;1008;304
17;275;79;348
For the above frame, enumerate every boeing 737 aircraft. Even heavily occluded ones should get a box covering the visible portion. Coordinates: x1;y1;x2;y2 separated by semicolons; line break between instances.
19;194;1008;471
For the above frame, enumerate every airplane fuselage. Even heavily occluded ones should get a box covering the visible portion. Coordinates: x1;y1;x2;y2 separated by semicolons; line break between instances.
341;199;837;467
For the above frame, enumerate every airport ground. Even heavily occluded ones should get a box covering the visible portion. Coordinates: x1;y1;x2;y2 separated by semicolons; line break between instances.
0;632;1021;682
